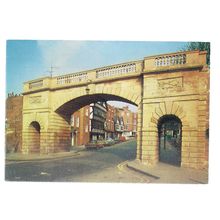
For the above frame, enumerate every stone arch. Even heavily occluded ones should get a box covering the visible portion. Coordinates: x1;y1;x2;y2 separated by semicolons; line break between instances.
157;114;182;166
48;89;142;155
141;101;189;166
52;84;141;114
150;102;189;128
23;115;45;132
28;121;41;153
22;117;44;154
53;93;141;123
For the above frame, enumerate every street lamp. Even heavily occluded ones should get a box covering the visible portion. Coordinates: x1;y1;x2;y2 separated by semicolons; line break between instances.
85;79;93;95
85;85;90;95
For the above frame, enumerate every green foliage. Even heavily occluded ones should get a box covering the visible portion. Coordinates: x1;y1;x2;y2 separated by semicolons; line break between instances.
184;42;210;65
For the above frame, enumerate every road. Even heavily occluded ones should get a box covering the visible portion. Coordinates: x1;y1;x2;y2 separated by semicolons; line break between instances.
5;140;149;183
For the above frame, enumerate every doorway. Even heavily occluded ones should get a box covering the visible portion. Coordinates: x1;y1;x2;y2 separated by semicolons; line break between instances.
158;115;182;166
29;121;41;153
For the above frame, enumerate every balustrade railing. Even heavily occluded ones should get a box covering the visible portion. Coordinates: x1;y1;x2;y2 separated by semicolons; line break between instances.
57;72;88;85
155;54;186;67
96;63;136;79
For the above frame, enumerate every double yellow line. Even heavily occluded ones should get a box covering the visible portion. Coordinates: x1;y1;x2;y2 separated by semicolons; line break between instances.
117;160;129;171
117;160;150;183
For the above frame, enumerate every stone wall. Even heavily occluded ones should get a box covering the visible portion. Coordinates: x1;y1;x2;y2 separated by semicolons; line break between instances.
21;50;209;169
6;95;23;153
141;62;209;169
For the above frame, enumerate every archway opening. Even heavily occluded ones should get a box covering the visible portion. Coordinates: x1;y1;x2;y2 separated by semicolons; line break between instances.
28;121;41;153
55;93;137;122
158;115;182;166
54;93;139;160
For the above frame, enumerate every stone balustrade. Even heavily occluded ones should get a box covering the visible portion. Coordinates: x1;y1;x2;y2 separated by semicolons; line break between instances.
155;54;186;67
24;50;206;94
96;63;136;79
56;72;88;85
143;50;207;72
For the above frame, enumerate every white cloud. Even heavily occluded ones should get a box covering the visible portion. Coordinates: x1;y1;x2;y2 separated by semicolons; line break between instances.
37;40;86;74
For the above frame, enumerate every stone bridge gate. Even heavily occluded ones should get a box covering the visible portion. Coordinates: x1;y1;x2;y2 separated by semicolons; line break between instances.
22;50;209;169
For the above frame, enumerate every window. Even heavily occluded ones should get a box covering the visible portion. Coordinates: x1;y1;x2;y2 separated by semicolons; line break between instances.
85;108;89;116
76;116;79;127
85;123;88;132
70;115;74;126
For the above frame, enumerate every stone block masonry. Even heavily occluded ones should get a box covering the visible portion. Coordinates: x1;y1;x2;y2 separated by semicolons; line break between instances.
21;50;209;169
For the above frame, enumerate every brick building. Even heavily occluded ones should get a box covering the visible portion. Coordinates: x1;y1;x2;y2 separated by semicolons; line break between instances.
105;104;115;139
6;94;23;153
115;106;137;138
89;102;107;141
71;103;137;144
132;112;137;137
70;105;90;146
113;114;124;138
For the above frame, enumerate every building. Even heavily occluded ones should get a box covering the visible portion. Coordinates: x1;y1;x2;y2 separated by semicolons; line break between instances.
21;50;209;169
70;105;90;147
115;106;137;138
6;93;23;153
89;102;107;141
132;112;137;137
105;104;115;139
113;114;124;138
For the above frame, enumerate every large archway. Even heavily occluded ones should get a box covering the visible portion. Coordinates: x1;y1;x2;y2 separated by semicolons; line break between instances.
55;93;138;122
158;115;182;166
50;93;140;154
28;121;41;153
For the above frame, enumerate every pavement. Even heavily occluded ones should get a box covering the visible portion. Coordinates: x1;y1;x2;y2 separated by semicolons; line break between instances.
126;159;208;184
5;145;85;161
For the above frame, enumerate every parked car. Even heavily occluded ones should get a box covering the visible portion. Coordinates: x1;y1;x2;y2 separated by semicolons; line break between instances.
104;138;115;146
96;140;105;148
114;137;120;143
119;136;126;142
85;140;104;150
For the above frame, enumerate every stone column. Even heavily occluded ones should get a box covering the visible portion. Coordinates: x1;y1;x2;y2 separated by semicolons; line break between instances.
47;112;71;153
136;104;143;160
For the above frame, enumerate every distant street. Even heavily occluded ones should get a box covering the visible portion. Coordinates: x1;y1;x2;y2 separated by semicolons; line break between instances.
5;140;149;183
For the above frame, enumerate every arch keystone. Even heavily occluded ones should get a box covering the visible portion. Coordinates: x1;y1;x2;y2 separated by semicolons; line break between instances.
159;102;166;115
165;101;173;115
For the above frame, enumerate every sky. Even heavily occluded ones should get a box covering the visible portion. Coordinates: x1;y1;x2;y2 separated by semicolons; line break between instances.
6;40;188;111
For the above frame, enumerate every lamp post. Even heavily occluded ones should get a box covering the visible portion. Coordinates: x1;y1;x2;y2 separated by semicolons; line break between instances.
85;79;93;95
85;85;90;95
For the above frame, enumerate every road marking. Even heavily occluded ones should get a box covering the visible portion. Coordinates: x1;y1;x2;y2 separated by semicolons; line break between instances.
117;160;129;171
117;160;150;183
40;172;51;176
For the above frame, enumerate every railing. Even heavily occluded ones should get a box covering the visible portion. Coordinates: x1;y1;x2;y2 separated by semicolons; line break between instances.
29;80;43;89
57;72;88;85
96;63;136;79
155;54;186;67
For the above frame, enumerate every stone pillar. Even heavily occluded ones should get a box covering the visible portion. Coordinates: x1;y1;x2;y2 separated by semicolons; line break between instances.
140;101;159;166
141;129;159;166
136;105;143;160
21;131;31;154
47;112;71;152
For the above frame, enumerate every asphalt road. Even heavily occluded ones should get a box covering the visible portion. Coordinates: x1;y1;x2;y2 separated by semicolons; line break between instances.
5;140;149;183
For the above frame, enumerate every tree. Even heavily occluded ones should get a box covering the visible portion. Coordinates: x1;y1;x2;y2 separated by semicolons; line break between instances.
184;42;210;65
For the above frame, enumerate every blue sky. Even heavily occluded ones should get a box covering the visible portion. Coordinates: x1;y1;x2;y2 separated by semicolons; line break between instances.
6;40;187;111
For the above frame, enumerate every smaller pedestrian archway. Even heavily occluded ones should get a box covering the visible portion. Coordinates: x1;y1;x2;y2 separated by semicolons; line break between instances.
158;115;182;166
28;121;41;153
